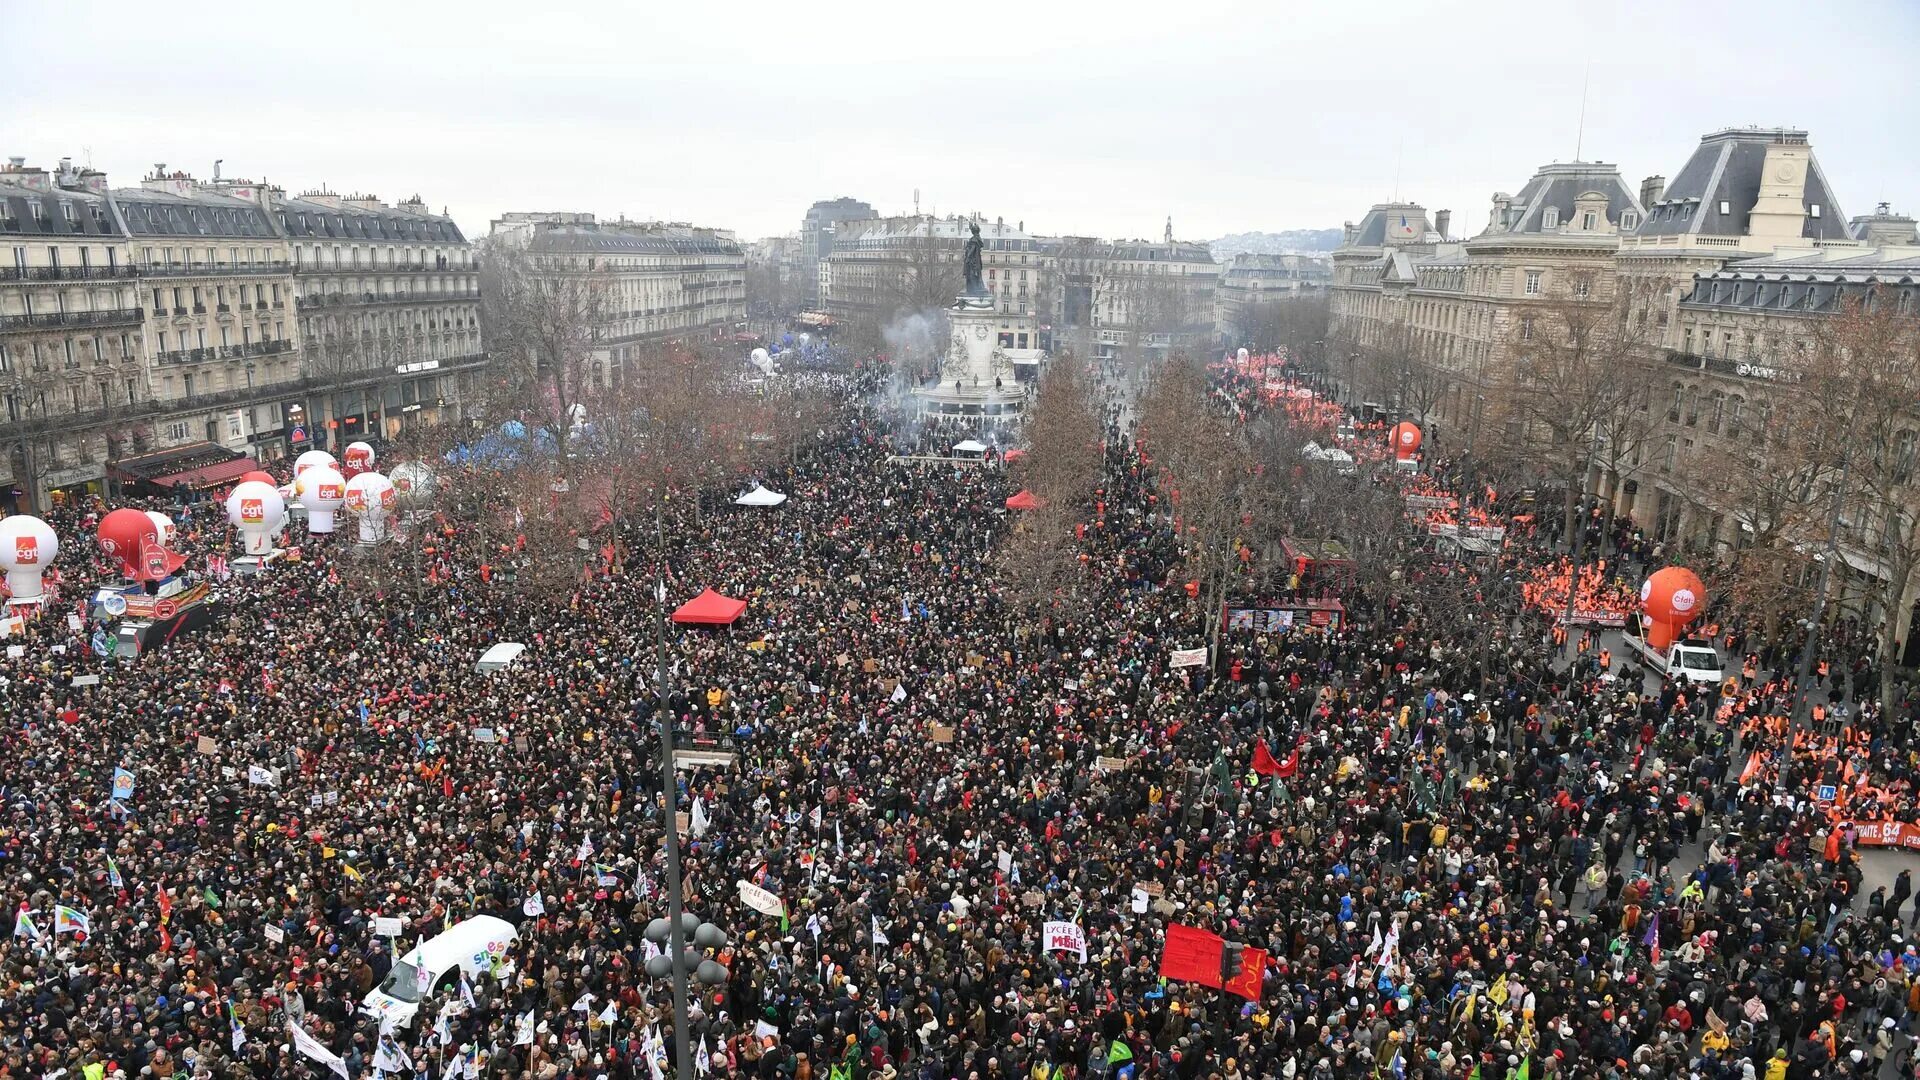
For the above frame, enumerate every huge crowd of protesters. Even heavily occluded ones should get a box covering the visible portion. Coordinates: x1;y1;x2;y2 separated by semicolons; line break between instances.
2;355;1919;1080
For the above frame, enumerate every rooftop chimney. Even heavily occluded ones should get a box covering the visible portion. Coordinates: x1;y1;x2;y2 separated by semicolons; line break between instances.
1434;210;1451;242
1640;175;1666;208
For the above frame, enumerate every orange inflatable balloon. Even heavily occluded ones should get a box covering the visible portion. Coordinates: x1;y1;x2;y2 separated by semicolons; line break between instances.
1390;422;1422;461
1640;566;1706;625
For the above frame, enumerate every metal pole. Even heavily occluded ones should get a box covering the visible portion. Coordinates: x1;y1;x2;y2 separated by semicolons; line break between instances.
655;497;693;1080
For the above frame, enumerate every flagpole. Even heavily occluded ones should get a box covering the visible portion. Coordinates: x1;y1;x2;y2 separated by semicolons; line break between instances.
655;498;694;1080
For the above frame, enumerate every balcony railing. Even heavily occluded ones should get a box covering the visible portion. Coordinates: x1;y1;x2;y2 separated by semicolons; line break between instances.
297;288;480;310
1;351;489;439
297;261;463;275
138;260;293;277
0;307;144;331
0;264;142;282
155;339;295;365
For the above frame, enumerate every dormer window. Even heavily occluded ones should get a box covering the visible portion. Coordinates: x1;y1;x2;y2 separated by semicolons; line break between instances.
1719;200;1732;215
1621;211;1640;230
1542;208;1560;229
1810;203;1823;219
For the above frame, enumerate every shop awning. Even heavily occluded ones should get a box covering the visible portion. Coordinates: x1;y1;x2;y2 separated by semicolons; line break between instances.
672;588;748;626
159;457;261;489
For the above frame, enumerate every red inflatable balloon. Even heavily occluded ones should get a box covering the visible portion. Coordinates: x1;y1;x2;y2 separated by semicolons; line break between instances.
240;470;276;485
1391;422;1422;461
1640;566;1706;625
96;508;158;576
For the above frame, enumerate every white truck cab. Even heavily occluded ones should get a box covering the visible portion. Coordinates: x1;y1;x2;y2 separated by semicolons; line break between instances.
1623;628;1724;686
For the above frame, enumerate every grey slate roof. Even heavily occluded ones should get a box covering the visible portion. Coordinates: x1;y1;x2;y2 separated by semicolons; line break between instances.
1633;129;1850;241
276;196;465;244
112;188;278;239
524;225;741;257
0;181;121;239
1496;162;1643;234
1345;204;1437;248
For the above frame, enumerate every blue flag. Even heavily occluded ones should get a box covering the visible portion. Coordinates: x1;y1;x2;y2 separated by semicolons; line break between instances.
110;768;135;801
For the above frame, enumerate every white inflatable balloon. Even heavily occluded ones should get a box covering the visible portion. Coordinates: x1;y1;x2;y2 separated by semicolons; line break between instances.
343;441;377;473
294;449;337;477
294;465;347;534
0;515;58;604
224;481;286;556
343;471;396;544
143;510;176;549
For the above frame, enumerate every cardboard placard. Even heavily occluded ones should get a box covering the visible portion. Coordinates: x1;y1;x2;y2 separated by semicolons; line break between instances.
1133;880;1165;896
473;727;497;743
862;659;879;674
264;924;286;944
966;653;986;669
374;916;405;937
676;812;691;834
836;653;851;666
1097;756;1130;773
196;735;218;755
929;724;956;744
878;677;898;695
513;735;531;753
72;674;101;687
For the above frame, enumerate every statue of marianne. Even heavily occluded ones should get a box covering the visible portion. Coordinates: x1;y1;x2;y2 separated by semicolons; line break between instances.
962;221;985;295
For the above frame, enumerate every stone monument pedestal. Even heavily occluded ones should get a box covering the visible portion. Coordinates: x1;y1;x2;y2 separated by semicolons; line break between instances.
914;292;1027;433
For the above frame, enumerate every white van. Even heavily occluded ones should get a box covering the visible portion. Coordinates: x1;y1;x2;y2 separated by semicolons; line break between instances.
361;915;517;1027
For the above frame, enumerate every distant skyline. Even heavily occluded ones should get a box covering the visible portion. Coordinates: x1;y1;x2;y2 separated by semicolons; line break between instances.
5;0;1917;245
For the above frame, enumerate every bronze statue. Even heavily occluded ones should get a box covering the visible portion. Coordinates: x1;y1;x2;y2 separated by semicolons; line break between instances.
962;222;985;295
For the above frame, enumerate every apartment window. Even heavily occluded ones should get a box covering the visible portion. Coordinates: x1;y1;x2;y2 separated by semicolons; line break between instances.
1621;211;1639;230
1582;211;1597;230
1722;330;1734;356
1708;391;1725;433
29;202;42;223
1524;270;1542;296
165;421;190;441
152;288;165;310
125;379;136;405
1718;200;1731;215
1810;203;1823;219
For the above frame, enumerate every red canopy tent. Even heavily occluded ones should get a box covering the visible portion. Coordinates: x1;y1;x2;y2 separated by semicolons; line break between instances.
1002;449;1028;463
1004;490;1043;511
671;588;748;626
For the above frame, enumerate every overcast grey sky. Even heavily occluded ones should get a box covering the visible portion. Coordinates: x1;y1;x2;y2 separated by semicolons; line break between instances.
4;0;1916;245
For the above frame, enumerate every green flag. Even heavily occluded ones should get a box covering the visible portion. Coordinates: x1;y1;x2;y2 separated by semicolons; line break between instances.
203;886;221;910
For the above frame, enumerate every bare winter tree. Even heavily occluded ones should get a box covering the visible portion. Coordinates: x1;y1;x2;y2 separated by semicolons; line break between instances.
1484;268;1664;550
478;237;614;468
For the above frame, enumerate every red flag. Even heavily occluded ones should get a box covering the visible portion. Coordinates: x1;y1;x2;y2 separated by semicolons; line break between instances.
1738;751;1761;785
158;923;172;952
1251;741;1285;777
1225;946;1268;1000
156;887;172;925
1273;747;1299;779
1159;923;1224;989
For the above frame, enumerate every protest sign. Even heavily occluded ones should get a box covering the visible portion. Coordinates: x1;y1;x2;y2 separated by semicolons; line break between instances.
196;735;217;755
736;880;786;918
1043;920;1089;963
374;916;404;938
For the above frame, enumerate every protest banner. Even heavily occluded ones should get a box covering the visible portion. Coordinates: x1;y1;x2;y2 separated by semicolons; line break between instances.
736;880;786;918
1043;920;1089;963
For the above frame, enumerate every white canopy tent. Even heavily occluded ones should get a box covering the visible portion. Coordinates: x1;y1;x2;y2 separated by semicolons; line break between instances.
951;440;989;455
475;642;526;674
734;485;789;507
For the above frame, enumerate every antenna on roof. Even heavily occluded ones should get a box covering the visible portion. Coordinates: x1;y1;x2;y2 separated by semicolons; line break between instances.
1392;136;1403;202
1574;62;1591;162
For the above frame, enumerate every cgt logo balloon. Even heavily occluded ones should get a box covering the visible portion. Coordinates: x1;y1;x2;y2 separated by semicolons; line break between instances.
1399;429;1415;445
14;536;38;564
319;482;343;501
240;498;265;525
1670;588;1697;613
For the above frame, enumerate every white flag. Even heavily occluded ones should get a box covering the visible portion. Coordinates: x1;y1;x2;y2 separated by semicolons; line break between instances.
691;797;711;839
809;805;823;831
523;894;545;918
835;819;844;856
458;965;475;1008
287;1019;351;1080
889;683;907;703
597;1000;618;1027
871;915;889;947
643;1025;668;1080
374;1035;413;1074
571;991;596;1013
514;1010;535;1047
576;832;595;861
696;1036;712;1076
806;913;823;940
